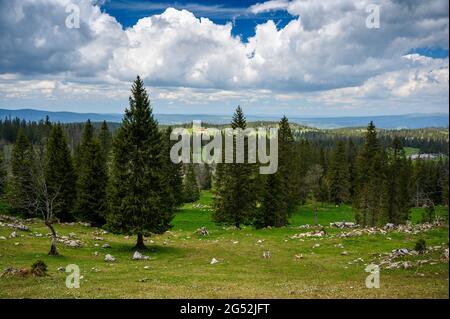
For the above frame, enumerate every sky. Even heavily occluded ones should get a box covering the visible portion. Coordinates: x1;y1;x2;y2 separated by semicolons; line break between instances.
0;0;448;116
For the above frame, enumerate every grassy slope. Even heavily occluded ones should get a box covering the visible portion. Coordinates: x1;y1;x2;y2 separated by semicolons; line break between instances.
0;192;448;299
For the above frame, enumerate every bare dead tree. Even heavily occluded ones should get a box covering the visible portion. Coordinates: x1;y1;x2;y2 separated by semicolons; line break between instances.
14;146;63;255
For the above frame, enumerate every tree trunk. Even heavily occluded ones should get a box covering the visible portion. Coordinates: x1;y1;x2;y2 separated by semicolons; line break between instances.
134;233;147;250
46;222;59;256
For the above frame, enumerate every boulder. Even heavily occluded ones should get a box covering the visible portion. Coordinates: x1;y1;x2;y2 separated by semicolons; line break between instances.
104;254;116;262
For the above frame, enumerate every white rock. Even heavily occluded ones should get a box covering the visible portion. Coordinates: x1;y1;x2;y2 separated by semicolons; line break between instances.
104;254;116;262
102;243;111;248
341;251;349;256
210;258;219;265
10;231;17;238
263;251;271;259
0;236;6;240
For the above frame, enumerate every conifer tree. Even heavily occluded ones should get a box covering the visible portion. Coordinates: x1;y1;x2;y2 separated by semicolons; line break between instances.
383;138;412;224
213;106;257;228
164;126;184;206
74;120;108;226
99;120;112;161
327;141;350;206
0;152;6;197
183;164;200;203
45;124;76;221
355;122;387;226
107;76;174;249
255;173;287;228
8;129;34;213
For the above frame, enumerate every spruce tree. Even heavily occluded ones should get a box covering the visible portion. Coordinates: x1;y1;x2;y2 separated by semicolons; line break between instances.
183;164;200;203
107;76;174;249
99;120;112;161
213;106;257;228
383;138;412;224
355;122;387;226
8;129;34;214
327;141;350;206
255;173;287;228
74;120;108;226
45;124;77;222
164;126;184;206
0;151;6;197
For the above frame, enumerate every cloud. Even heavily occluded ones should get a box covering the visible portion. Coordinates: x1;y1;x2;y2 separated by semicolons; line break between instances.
0;0;448;114
249;0;290;14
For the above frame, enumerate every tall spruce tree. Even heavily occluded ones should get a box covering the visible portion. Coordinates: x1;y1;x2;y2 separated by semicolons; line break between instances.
383;138;412;224
183;164;200;202
8;129;34;214
0;152;6;197
213;106;257;228
164;126;184;206
355;122;387;226
74;120;108;226
99;120;112;161
255;173;287;228
107;76;174;249
327;141;350;206
45;124;77;222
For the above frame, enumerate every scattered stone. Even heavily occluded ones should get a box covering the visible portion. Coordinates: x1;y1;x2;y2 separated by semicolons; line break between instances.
67;240;80;247
313;243;320;248
94;237;104;241
256;239;264;244
197;227;209;236
68;232;77;238
132;251;150;260
232;241;239;244
341;251;349;256
335;243;344;249
57;267;65;272
0;236;6;240
295;254;303;260
383;223;396;230
10;231;17;238
138;277;149;282
291;230;325;239
442;248;449;261
14;242;20;246
102;243;111;249
330;221;358;229
93;251;99;257
210;258;219;265
144;266;151;270
263;251;271;259
104;254;116;262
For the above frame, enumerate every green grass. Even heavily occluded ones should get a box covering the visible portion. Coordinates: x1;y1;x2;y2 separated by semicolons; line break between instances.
0;192;448;299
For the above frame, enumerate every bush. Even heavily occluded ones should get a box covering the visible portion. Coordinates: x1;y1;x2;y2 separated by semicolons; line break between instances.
414;238;427;254
31;260;48;276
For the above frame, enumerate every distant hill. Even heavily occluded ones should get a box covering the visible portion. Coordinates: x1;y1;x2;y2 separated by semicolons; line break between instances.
0;108;448;129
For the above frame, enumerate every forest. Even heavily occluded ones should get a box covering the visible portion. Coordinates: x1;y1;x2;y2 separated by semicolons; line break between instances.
0;77;448;254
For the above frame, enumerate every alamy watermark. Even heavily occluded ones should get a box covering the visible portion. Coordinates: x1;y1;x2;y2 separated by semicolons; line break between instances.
170;121;278;174
66;264;81;288
366;4;381;29
365;264;380;288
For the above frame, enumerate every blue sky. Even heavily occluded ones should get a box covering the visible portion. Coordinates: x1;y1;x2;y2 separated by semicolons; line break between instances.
0;0;448;116
102;0;297;41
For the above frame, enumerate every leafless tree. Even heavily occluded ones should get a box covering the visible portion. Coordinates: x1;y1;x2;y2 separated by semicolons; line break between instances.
15;146;63;255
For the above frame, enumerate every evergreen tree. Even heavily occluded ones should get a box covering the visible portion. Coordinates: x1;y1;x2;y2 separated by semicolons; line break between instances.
278;116;298;214
99;121;112;161
164;126;184;206
255;173;286;228
8;129;34;214
0;151;6;197
213;106;258;228
355;122;388;226
45;124;77;222
383;138;412;224
107;76;174;249
327;141;350;206
74;120;108;226
346;139;358;201
183;164;200;202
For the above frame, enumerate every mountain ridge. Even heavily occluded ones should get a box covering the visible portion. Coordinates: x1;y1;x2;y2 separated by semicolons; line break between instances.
0;108;448;129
